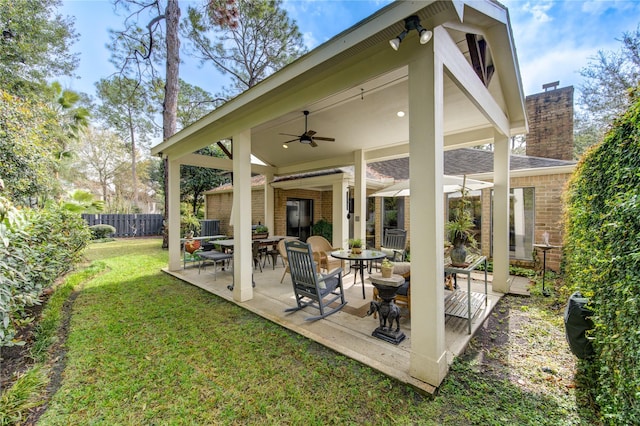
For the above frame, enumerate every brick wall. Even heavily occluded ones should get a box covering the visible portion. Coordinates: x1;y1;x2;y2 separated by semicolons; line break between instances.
207;172;571;271
274;188;330;237
205;189;266;236
525;85;574;161
510;173;570;271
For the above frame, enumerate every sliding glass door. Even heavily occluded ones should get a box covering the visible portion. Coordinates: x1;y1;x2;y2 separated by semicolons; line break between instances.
286;198;313;241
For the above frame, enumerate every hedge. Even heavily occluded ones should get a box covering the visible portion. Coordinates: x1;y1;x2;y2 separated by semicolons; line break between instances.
563;88;640;423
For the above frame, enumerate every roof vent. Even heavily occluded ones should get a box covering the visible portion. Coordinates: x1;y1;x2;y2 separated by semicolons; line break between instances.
542;81;559;92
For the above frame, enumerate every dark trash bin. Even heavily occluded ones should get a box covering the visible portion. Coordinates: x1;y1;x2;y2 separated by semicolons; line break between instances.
564;291;594;360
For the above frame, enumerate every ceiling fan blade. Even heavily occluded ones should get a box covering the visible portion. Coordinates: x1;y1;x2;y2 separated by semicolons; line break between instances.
312;136;335;142
279;132;301;137
305;130;316;137
310;140;318;148
282;138;299;144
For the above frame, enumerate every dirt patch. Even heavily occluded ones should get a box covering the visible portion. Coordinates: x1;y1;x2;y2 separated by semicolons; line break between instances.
0;297;48;391
462;293;579;396
0;289;78;424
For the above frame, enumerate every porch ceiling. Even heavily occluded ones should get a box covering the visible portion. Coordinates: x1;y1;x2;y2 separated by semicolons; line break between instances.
250;71;492;170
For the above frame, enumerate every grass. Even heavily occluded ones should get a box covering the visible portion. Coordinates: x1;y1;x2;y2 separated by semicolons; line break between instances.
0;261;106;425
28;238;599;425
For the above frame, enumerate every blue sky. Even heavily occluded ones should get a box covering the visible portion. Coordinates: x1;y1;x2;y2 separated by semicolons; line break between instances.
59;0;640;102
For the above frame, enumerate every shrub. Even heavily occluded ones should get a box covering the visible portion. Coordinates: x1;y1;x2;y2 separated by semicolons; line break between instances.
89;224;116;239
0;199;90;347
563;88;640;423
311;218;332;241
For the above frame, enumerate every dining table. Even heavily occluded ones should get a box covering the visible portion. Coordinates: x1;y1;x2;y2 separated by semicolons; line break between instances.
330;249;387;299
213;236;292;268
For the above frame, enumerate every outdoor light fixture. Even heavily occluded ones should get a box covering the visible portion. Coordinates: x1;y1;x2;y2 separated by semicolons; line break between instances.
389;15;432;51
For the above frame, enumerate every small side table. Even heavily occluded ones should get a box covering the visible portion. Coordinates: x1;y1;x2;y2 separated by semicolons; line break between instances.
533;244;560;297
368;274;406;345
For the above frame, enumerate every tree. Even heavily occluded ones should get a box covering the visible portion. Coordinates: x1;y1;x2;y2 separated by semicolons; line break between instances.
184;0;305;98
180;145;231;214
47;81;91;187
176;79;221;129
576;25;640;155
75;127;129;206
95;76;158;208
110;0;238;246
0;0;78;97
150;78;222;131
0;90;60;205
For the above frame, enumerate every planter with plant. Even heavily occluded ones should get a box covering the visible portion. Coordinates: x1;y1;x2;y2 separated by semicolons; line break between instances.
184;230;201;253
381;258;394;278
349;238;363;254
445;183;477;266
253;225;269;239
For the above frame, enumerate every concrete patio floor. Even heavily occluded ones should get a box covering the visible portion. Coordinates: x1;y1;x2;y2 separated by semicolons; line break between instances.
164;259;518;393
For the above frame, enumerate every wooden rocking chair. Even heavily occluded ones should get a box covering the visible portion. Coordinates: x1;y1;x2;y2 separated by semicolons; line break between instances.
284;240;347;321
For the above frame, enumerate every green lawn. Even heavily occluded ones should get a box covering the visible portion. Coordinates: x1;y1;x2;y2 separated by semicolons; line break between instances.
36;238;598;425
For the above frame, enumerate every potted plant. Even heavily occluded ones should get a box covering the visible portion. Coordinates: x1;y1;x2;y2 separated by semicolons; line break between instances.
349;238;363;254
252;224;269;239
184;230;201;254
445;186;477;266
381;258;394;278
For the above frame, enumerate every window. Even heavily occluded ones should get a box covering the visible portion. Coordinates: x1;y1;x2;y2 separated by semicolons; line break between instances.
382;197;404;233
490;187;535;260
366;197;376;249
286;198;314;241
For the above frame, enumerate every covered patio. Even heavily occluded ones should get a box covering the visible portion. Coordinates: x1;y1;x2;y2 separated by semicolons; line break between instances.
152;0;527;388
166;261;513;393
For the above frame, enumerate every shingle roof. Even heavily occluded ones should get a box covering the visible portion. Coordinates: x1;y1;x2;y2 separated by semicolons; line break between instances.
368;148;576;180
206;148;576;192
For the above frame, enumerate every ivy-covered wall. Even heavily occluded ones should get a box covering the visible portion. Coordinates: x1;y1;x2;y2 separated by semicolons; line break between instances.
563;89;640;423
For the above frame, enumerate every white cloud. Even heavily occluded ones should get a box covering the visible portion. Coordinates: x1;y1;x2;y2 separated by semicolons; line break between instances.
521;1;554;23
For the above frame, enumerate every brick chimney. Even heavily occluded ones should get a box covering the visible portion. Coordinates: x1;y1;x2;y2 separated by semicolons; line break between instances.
525;82;574;161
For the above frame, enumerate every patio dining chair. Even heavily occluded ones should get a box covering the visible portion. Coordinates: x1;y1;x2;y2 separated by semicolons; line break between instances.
381;229;408;261
307;235;343;273
252;240;263;272
284;240;347;321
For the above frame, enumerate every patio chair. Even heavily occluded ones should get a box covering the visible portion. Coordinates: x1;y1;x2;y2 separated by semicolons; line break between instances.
277;239;290;283
307;235;343;273
252;240;263;272
380;229;408;261
284;240;347;321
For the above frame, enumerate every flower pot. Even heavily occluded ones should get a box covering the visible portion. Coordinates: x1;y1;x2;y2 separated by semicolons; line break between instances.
185;239;201;254
351;247;362;254
381;266;393;278
450;243;467;266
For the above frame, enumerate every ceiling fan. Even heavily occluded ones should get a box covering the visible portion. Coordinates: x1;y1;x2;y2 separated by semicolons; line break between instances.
280;110;335;148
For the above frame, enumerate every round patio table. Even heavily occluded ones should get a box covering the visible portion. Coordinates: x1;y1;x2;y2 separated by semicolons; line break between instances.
331;249;386;299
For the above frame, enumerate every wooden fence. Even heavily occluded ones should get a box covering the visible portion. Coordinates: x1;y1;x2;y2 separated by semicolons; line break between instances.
82;214;164;237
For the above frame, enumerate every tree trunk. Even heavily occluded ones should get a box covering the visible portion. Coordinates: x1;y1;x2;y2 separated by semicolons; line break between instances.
128;108;139;209
162;0;180;249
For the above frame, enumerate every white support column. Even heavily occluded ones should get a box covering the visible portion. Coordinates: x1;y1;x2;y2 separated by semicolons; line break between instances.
264;171;275;234
408;39;448;387
492;131;511;293
232;130;253;302
332;180;349;249
167;157;181;271
353;150;366;244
